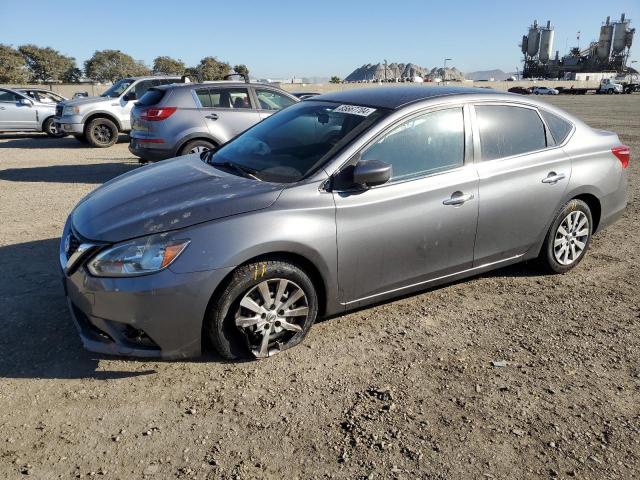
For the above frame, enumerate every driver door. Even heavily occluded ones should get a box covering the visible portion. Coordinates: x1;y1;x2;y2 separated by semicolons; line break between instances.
0;90;37;131
334;106;479;305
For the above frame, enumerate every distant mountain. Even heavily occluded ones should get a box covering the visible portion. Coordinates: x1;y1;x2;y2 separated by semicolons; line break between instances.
344;63;465;82
465;69;514;81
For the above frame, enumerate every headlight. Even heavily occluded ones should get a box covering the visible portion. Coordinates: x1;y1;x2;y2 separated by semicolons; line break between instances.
87;234;190;277
62;105;80;116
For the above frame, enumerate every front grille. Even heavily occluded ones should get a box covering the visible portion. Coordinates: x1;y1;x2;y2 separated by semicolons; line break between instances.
55;104;63;117
66;231;81;259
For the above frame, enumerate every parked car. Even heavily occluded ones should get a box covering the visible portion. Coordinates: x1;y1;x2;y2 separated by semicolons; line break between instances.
129;81;298;162
507;86;532;95
533;86;559;95
54;76;182;147
291;92;321;99
0;87;66;137
60;86;628;360
18;88;67;104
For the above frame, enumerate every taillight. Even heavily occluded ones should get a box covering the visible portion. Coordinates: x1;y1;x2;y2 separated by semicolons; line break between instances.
612;145;630;169
140;107;177;121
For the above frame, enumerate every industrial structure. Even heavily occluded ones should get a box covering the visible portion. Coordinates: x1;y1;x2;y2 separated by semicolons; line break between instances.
521;14;635;79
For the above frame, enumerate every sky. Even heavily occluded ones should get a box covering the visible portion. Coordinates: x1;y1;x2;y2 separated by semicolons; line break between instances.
1;0;638;79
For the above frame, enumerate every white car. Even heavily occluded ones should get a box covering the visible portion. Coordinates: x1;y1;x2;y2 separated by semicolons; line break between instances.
533;86;559;95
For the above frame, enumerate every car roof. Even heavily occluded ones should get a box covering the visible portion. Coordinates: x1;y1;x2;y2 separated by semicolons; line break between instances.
155;81;290;92
310;86;503;109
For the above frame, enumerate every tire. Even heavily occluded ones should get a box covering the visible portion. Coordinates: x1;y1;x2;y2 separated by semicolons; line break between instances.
43;117;65;138
206;259;318;360
607;89;614;95
73;133;89;143
86;117;118;148
179;139;215;156
538;199;593;274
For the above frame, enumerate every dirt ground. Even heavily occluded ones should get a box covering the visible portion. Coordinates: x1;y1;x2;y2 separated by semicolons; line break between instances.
1;95;639;480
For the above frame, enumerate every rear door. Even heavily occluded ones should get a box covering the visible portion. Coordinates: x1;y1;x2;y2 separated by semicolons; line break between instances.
253;88;297;120
0;89;38;131
195;87;260;143
471;103;572;265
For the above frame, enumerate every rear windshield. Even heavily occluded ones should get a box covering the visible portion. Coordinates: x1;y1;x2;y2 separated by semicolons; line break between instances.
137;88;166;107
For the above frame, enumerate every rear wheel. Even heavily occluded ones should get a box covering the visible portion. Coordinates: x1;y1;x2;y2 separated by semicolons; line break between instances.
206;260;318;360
179;139;215;156
43;117;65;138
539;199;592;274
86;117;118;147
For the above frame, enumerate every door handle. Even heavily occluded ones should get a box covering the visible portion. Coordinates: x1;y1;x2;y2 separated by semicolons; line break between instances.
542;172;566;184
205;113;219;120
443;192;474;206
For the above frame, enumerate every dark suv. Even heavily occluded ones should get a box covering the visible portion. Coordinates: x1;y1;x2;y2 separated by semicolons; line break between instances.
129;82;298;161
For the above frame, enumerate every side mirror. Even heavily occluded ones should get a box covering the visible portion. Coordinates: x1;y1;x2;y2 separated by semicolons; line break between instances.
123;91;137;101
353;159;392;188
19;98;33;106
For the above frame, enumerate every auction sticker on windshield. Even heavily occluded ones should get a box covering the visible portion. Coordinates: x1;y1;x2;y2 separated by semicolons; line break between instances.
332;105;377;116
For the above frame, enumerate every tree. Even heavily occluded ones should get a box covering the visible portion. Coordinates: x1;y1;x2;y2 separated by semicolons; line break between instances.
18;44;76;82
233;64;249;78
195;56;231;81
0;44;29;83
62;67;83;83
330;76;341;84
84;50;150;82
152;56;186;76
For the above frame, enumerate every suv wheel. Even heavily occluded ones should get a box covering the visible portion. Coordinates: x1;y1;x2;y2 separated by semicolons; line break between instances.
539;199;592;274
86;117;118;147
180;139;215;156
206;260;318;360
43;117;65;138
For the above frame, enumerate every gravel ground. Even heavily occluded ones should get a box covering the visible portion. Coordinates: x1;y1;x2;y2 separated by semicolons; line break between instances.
0;95;638;480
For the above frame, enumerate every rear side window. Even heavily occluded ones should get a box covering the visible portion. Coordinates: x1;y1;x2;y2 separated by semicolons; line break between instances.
195;88;251;109
0;90;21;102
137;88;166;107
476;105;547;161
540;109;573;144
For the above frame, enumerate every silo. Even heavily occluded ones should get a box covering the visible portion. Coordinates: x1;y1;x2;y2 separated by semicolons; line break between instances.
527;21;541;57
539;21;554;63
626;29;635;49
612;13;630;54
596;16;614;61
521;35;529;55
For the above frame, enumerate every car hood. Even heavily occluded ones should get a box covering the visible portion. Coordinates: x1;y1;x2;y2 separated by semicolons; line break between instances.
71;155;285;242
60;96;110;108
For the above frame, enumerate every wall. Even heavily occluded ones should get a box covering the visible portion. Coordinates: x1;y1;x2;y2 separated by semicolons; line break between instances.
0;83;107;98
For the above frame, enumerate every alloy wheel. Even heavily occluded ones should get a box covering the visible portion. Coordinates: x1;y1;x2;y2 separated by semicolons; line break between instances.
189;145;210;154
234;278;309;358
553;210;589;266
93;124;113;144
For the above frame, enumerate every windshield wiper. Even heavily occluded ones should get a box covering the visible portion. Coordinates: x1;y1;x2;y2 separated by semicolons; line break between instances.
209;160;260;181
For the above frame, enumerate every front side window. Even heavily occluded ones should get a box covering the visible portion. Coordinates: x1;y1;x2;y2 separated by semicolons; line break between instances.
363;108;465;181
475;105;547;161
133;80;155;99
540;109;572;144
255;89;296;111
208;101;388;183
100;79;134;98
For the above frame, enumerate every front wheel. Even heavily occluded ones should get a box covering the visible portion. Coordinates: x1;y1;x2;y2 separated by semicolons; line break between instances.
206;260;318;360
539;199;593;274
43;117;65;138
86;117;119;147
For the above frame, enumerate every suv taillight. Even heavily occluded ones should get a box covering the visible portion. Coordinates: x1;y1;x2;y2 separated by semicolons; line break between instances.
612;145;630;169
140;107;176;121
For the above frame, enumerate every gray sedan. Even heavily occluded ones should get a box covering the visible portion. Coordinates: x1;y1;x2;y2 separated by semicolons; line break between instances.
60;86;628;360
0;87;66;137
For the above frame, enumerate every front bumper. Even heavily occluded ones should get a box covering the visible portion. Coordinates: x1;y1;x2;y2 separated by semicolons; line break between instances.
59;225;234;358
54;116;84;134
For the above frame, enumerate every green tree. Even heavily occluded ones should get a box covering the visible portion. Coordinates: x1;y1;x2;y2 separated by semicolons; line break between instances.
195;56;231;81
84;50;150;82
330;76;341;84
152;56;186;75
233;64;249;78
0;44;29;83
62;67;83;83
18;44;76;82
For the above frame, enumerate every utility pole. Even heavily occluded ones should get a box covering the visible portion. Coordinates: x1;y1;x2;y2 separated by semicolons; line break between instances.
384;59;388;82
443;58;452;82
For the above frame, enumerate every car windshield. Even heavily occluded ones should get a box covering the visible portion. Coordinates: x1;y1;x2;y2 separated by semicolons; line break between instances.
208;101;388;183
101;79;134;98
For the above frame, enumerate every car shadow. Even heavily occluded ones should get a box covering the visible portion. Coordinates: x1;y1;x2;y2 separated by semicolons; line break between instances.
0;238;158;380
0;133;130;149
0;162;140;184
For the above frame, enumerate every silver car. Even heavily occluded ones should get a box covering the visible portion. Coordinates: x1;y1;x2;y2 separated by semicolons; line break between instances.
128;81;298;162
60;86;628;360
0;87;66;137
